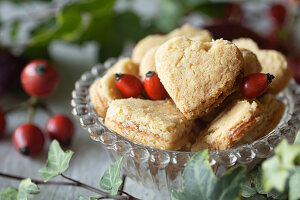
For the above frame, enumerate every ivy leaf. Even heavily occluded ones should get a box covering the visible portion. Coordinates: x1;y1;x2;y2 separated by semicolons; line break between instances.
289;169;300;200
267;189;287;200
262;154;289;193
171;150;245;200
248;194;266;200
0;187;18;200
76;196;87;200
181;150;216;199
17;178;40;200
241;178;256;198
209;165;246;200
254;167;266;195
262;139;300;192
100;157;123;195
274;140;300;169
171;190;185;200
38;140;74;182
90;198;98;200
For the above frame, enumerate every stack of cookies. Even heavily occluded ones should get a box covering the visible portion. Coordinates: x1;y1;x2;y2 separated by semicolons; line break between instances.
89;24;291;152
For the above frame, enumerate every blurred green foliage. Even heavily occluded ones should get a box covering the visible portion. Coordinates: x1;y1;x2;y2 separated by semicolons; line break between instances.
0;0;230;62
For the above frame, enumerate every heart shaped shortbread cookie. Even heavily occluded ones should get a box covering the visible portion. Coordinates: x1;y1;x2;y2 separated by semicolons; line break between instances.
155;37;244;119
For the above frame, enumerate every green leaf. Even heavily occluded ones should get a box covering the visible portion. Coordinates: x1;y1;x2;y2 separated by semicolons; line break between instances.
24;0;116;60
267;189;287;200
289;171;300;200
100;157;123;195
196;3;227;18
182;150;216;199
262;155;289;192
171;150;245;200
10;20;21;41
155;0;183;33
38;140;74;182
248;194;266;200
274;140;300;169
0;188;18;200
17;178;40;200
90;198;97;200
171;190;185;200
76;196;87;200
294;130;300;145
262;139;300;192
209;165;246;200
241;179;256;198
254;167;266;195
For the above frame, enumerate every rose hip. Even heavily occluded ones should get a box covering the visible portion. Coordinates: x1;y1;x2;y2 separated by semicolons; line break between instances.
240;73;275;98
12;123;45;156
21;59;59;98
46;114;74;147
144;71;167;100
115;73;143;98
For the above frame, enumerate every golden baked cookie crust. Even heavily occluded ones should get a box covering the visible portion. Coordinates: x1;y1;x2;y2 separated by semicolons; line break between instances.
155;37;244;120
191;99;263;151
105;98;193;150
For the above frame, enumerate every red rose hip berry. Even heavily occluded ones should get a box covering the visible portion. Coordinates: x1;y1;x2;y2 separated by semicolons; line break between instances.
240;73;275;98
144;71;167;100
12;123;45;156
115;73;143;97
0;108;6;137
270;4;286;25
21;59;59;98
46;115;74;147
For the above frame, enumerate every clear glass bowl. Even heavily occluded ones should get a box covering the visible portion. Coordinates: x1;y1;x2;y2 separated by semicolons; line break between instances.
71;58;300;193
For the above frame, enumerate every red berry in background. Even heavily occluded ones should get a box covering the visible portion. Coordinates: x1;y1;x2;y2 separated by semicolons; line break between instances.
115;73;143;97
270;4;286;26
0;51;27;97
21;59;59;98
0;108;6;137
46;115;74;147
240;73;275;98
288;56;300;84
144;71;168;100
12;123;45;156
223;3;243;23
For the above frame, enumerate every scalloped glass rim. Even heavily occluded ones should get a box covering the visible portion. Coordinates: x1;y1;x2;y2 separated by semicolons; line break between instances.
71;58;300;167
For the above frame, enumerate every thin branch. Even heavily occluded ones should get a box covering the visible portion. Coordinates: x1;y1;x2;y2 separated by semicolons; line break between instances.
60;174;111;198
0;172;141;200
4;99;31;114
0;172;77;186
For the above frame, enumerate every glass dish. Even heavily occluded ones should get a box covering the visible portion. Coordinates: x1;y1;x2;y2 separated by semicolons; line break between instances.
71;58;300;193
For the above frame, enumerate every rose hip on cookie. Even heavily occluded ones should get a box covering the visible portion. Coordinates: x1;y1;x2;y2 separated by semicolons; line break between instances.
115;73;143;97
144;71;167;100
21;59;59;98
240;73;275;98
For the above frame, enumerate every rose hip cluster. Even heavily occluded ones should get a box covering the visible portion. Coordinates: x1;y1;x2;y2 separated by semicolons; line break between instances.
115;71;167;100
0;60;74;157
114;71;274;101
